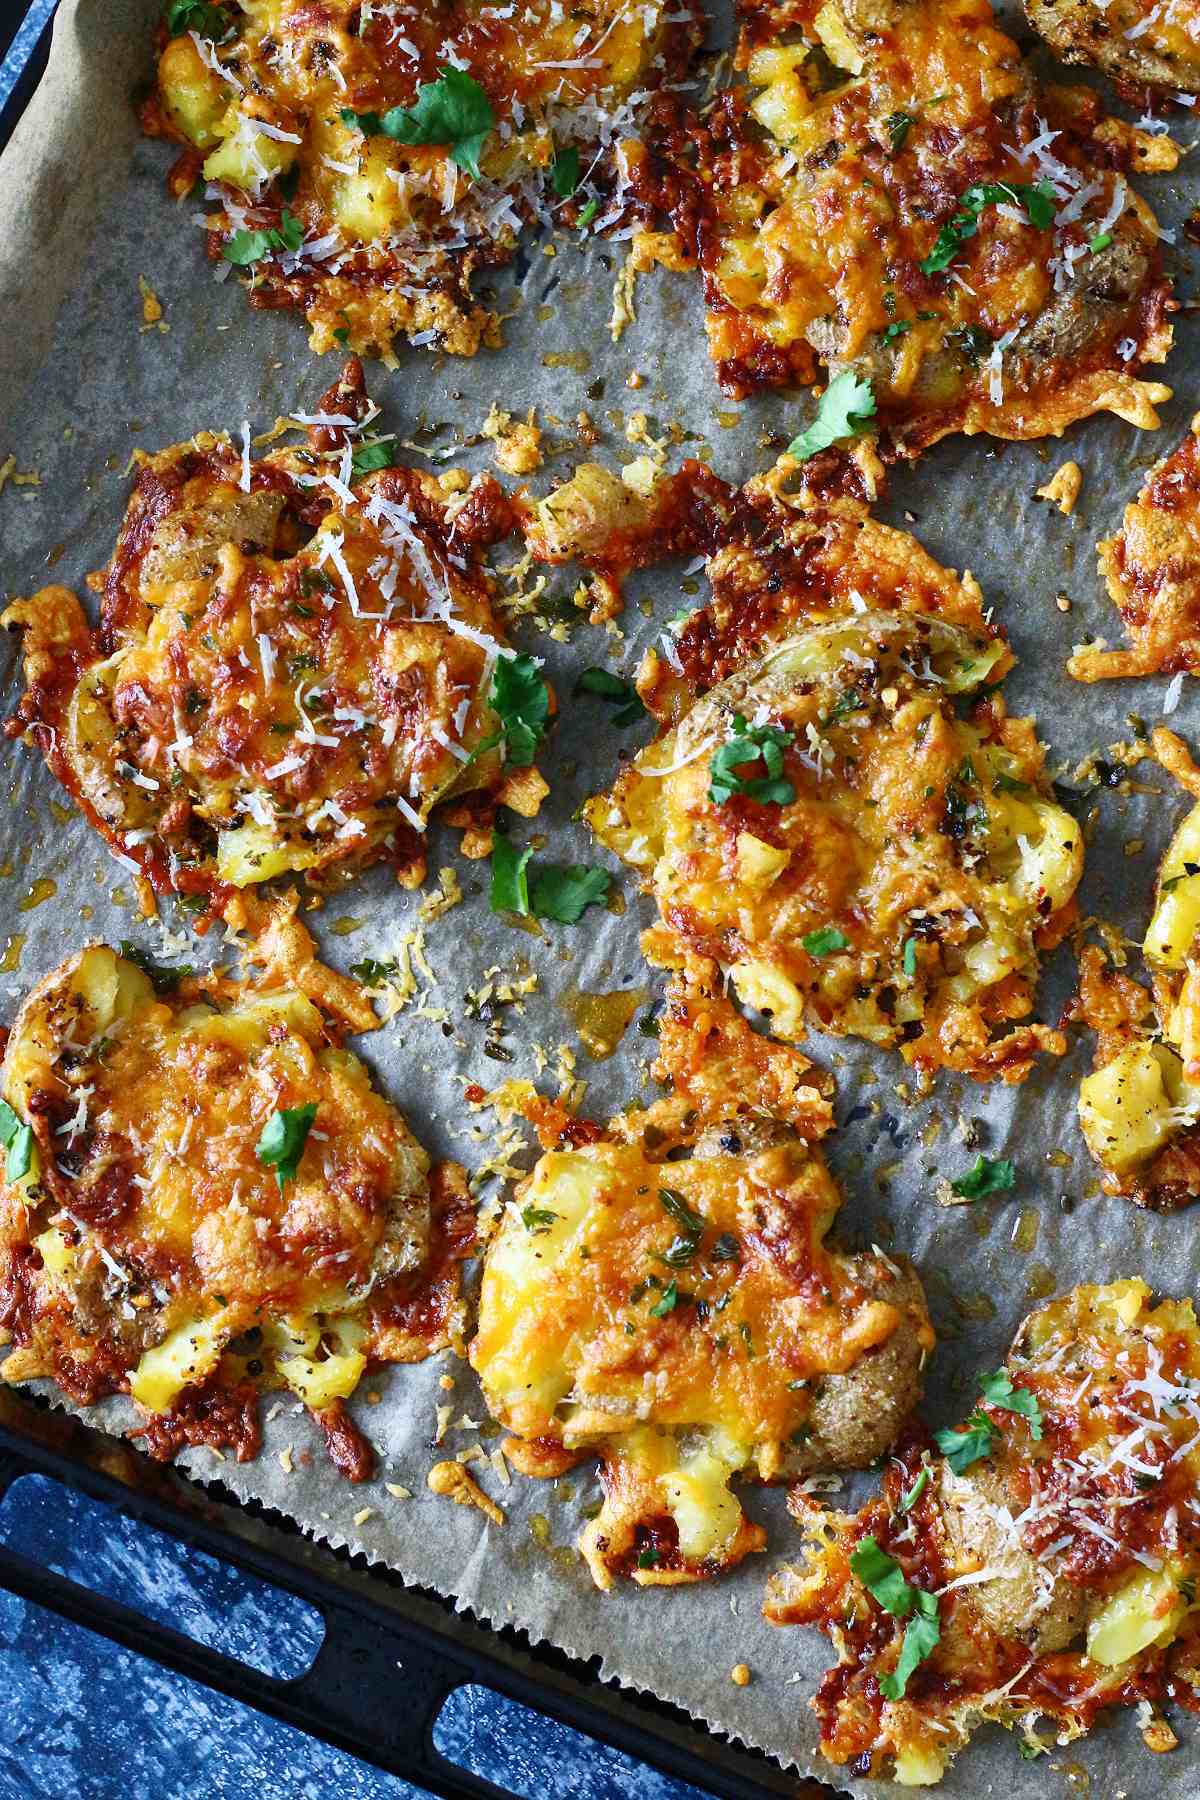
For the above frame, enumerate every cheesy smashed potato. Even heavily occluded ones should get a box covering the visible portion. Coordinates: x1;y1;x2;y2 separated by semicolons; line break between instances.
1077;728;1200;1208
471;954;932;1589
1027;0;1200;96
3;365;539;914
1071;416;1200;683
144;0;701;360
670;0;1176;451
585;489;1082;1084
766;1279;1200;1785
0;912;471;1477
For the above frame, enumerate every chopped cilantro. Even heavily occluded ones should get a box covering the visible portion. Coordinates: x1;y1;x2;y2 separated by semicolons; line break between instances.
902;935;918;979
951;1155;1016;1199
802;926;850;957
934;1409;994;1473
527;864;611;924
576;197;599;228
881;1592;940;1700
348;957;401;988
820;686;865;728
576;667;646;727
637;1546;662;1568
223;209;304;266
0;1101;33;1184
165;0;230;35
350;440;394;479
521;1204;559;1233
552;146;580;198
786;371;877;462
489;835;532;916
897;1467;928;1514
979;1367;1044;1439
650;1279;680;1317
709;714;796;807
332;326;351;346
341;68;494;180
490;652;550;766
849;1535;920;1616
920;180;1056;275
118;940;193;994
1089;230;1113;253
881;319;913;344
947;323;994;364
255;1103;316;1192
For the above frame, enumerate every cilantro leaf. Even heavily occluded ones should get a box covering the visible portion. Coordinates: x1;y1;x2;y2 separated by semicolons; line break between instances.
802;926;849;958
709;713;797;806
119;940;193;994
348;957;401;987
165;0;230;36
979;1367;1044;1440
0;1101;33;1184
342;68;494;180
576;667;646;727
935;1409;995;1473
255;1103;316;1192
350;441;395;479
223;209;304;266
920;180;1056;275
879;1590;940;1700
552;146;580;198
786;370;877;462
521;1204;559;1233
849;1536;919;1616
649;1279;680;1317
950;1154;1016;1199
490;652;550;767
528;864;611;924
489;835;532;916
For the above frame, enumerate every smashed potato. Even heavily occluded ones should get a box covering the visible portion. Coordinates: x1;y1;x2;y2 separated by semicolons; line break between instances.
1027;0;1200;97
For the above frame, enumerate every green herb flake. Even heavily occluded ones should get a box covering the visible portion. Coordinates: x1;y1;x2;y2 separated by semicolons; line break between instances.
223;208;304;267
255;1102;317;1192
897;1467;929;1514
348;957;401;988
709;714;797;807
350;440;395;479
165;0;230;35
802;926;850;957
979;1367;1044;1440
119;940;193;994
786;371;877;462
576;667;646;727
552;145;580;198
934;1409;995;1473
880;1591;940;1700
489;835;532;917
521;1204;560;1234
1089;230;1113;253
577;197;599;229
660;1187;705;1234
0;1101;33;1184
902;936;918;979
885;109;914;155
950;1154;1016;1199
849;1535;918;1616
650;1279;680;1318
920;180;1056;275
881;320;913;345
637;1546;663;1568
341;67;494;180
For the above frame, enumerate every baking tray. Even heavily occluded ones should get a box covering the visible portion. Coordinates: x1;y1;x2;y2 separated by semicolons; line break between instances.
0;7;824;1795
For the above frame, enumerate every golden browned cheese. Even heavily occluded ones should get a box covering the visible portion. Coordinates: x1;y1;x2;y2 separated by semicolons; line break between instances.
2;369;541;916
0;908;472;1478
584;483;1083;1085
470;954;933;1589
765;1279;1200;1786
1071;418;1200;683
669;0;1176;449
143;0;702;360
1075;728;1200;1208
1027;0;1200;95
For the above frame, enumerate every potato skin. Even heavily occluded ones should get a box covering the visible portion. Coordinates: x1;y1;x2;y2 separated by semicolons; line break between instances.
940;1463;1091;1652
1027;0;1200;93
794;1261;928;1470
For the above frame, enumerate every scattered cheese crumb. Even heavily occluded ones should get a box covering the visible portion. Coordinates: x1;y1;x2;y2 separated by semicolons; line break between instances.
384;1482;412;1500
138;276;168;335
1035;460;1082;515
427;1459;505;1525
435;1402;453;1442
730;1663;752;1687
278;1445;294;1474
481;404;543;475
353;1507;374;1527
439;1373;456;1392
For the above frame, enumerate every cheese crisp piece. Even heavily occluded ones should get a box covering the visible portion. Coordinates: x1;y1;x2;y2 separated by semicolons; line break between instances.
2;363;538;916
1076;728;1200;1208
1027;0;1200;96
143;0;702;362
667;0;1175;452
586;498;1082;1083
766;1279;1200;1786
1071;416;1200;682
471;957;933;1589
0;914;472;1479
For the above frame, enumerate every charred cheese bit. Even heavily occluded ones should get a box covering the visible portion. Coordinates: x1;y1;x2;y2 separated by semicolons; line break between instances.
144;0;702;362
1076;740;1200;1206
2;369;531;913
671;0;1174;451
0;931;471;1475
1027;0;1200;94
472;1126;932;1590
767;1279;1200;1786
1071;418;1200;683
589;607;1080;1085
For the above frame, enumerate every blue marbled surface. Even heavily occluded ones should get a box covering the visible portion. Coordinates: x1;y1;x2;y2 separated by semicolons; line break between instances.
0;8;711;1795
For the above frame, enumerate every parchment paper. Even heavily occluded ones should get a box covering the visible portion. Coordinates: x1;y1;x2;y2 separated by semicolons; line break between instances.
0;3;1198;1793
